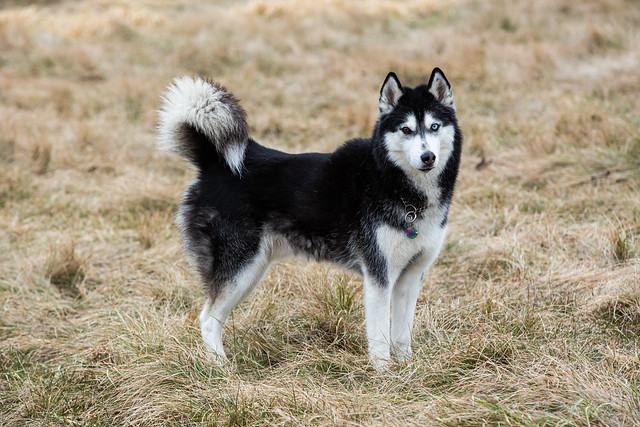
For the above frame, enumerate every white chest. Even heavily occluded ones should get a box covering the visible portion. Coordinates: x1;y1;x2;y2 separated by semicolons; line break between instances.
375;209;448;279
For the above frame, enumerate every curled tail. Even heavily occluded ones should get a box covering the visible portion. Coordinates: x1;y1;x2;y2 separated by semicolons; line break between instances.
158;76;249;174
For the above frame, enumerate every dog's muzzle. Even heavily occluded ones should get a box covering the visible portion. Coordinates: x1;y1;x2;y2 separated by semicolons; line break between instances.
420;151;436;170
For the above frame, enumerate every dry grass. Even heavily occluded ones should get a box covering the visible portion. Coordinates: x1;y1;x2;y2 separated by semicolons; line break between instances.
1;0;639;424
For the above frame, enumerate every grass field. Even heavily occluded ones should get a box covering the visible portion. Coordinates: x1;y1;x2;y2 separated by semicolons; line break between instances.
1;0;639;424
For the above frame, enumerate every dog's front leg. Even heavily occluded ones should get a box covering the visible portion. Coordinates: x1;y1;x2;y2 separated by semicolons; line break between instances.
390;260;426;362
363;274;392;371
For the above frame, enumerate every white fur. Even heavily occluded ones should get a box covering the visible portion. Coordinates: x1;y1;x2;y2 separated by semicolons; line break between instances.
200;237;275;360
371;212;448;365
158;76;247;175
379;75;403;114
384;112;455;192
390;258;424;361
199;231;300;362
363;273;393;370
223;144;247;176
429;72;455;110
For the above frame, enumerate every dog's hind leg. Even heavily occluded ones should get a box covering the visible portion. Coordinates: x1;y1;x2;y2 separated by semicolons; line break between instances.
200;297;227;360
199;255;271;362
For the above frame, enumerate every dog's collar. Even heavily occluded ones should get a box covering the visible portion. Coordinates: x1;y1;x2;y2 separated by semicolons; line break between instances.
401;196;428;239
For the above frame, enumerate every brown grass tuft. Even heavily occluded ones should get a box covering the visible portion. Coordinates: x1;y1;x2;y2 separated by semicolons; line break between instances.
0;138;15;163
31;141;51;175
590;285;640;333
44;241;86;298
611;229;636;263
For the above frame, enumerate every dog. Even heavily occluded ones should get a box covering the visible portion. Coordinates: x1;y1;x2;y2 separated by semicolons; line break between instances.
158;68;462;370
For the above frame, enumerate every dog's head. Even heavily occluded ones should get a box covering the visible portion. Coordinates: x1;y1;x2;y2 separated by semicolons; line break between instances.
377;68;458;175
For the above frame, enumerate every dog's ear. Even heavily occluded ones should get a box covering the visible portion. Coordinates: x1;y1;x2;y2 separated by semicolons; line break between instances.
428;68;455;110
379;72;403;115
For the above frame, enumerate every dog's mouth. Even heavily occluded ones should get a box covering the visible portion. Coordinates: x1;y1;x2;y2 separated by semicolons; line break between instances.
418;166;435;172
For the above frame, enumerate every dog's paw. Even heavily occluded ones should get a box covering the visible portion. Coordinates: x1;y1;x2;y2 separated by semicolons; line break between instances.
370;355;392;372
202;338;228;365
392;343;413;363
209;351;228;364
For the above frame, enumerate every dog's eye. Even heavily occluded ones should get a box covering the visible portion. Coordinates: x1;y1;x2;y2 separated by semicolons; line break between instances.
400;127;412;134
430;123;440;131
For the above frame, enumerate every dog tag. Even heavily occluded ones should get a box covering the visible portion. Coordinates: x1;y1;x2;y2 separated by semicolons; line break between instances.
405;226;418;239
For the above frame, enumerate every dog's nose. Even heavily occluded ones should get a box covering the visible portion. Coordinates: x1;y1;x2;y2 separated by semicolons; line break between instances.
421;151;436;167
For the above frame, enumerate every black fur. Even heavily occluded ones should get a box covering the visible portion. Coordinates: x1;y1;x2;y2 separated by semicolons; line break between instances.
175;76;462;294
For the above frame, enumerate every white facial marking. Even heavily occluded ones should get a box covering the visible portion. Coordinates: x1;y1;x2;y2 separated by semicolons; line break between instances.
383;112;455;191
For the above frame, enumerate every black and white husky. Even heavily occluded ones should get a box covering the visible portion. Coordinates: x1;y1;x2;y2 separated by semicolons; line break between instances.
158;68;462;369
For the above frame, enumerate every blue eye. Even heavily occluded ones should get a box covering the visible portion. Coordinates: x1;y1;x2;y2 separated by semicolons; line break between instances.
430;123;440;131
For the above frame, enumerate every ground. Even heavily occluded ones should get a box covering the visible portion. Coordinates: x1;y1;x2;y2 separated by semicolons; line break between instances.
1;0;639;425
